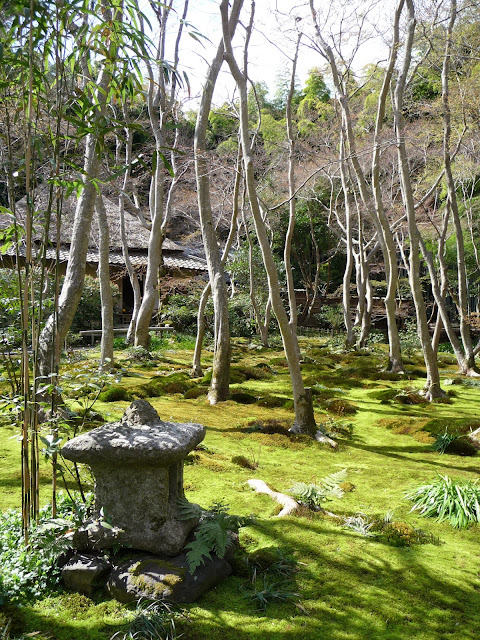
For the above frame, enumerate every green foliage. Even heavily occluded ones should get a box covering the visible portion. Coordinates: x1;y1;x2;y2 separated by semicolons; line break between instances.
399;320;421;356
111;599;183;640
259;111;286;155
297;67;330;116
343;512;439;546
61;361;121;417
289;469;347;509
317;304;345;334
113;337;128;350
160;293;212;334
0;493;92;604
71;276;119;333
179;501;251;574
406;475;480;528
208;104;238;147
240;547;299;610
241;574;299;611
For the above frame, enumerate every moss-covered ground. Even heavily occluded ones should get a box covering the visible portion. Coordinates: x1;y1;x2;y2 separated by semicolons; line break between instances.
1;337;480;639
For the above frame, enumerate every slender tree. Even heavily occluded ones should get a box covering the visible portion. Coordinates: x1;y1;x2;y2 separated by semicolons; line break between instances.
221;0;335;444
193;0;243;402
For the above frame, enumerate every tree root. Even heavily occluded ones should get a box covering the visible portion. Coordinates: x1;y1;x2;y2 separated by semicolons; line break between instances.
247;479;299;517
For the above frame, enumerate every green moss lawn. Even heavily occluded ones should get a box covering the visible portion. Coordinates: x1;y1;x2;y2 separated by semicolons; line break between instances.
1;337;480;640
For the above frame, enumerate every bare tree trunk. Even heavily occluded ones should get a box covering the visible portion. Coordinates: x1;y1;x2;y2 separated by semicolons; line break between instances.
243;205;270;345
339;132;355;348
192;283;211;377
441;0;477;374
193;2;243;402
134;2;187;348
38;0;122;376
284;34;302;351
419;233;466;370
38;66;114;375
221;0;335;444
392;0;443;400
116;105;142;345
96;195;114;368
309;0;404;372
192;148;242;377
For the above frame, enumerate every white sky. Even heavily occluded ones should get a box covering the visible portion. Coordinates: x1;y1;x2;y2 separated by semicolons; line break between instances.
136;0;392;108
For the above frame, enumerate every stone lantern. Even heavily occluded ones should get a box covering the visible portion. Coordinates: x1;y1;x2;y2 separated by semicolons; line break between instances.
62;400;205;556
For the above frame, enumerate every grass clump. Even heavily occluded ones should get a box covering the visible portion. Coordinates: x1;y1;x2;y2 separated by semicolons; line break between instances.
243;419;290;436
405;475;480;528
183;386;207;400
111;599;183;640
238;547;299;611
431;430;478;456
231;455;258;470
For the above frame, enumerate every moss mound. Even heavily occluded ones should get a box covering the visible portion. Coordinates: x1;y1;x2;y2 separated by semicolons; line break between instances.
244;418;291;436
322;398;358;415
230;392;258;405
98;385;131;403
367;388;399;403
183;386;208;399
256;395;286;408
393;390;426;405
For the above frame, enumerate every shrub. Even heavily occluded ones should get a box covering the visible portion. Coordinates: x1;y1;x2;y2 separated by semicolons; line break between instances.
72;276;119;333
399;320;421;355
0;493;91;603
161;293;213;334
405;475;480;528
113;337;127;350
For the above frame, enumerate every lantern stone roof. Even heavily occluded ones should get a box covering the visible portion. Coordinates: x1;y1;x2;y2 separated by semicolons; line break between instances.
62;400;206;466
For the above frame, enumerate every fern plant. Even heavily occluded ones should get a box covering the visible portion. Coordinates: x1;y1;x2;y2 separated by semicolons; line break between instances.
405;475;480;528
178;500;252;574
289;469;347;509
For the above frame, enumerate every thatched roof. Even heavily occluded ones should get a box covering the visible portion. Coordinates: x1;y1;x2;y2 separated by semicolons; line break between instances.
0;188;182;253
0;188;208;273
